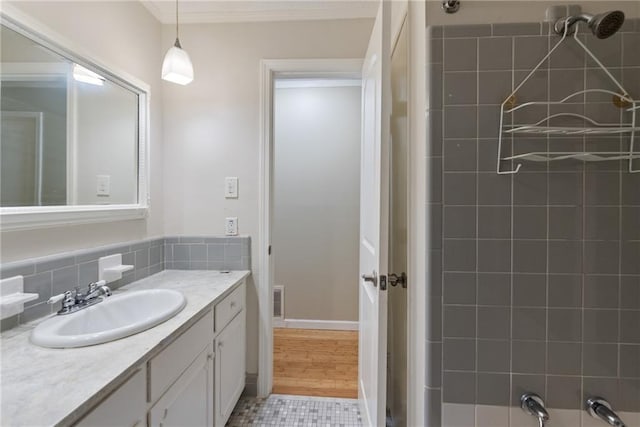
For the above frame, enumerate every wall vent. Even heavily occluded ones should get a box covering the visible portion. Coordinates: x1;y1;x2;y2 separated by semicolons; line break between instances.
273;285;284;319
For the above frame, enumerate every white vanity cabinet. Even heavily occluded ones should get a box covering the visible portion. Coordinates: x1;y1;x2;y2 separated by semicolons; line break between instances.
214;280;246;427
72;280;247;427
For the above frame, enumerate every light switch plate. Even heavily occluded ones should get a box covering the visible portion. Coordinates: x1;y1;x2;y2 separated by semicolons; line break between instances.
96;175;110;196
225;217;238;236
225;177;238;198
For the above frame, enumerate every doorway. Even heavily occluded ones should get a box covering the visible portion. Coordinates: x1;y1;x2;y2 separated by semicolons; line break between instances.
271;76;362;398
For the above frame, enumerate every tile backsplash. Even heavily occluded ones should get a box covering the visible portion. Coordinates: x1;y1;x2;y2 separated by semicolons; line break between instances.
426;18;640;426
0;236;250;331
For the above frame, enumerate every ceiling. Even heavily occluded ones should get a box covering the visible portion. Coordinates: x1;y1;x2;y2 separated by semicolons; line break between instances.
140;0;378;24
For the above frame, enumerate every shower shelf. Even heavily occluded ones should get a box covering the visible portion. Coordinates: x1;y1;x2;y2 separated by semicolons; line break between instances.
496;22;639;174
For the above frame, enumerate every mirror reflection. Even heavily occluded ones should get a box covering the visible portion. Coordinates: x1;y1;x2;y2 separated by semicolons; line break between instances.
1;23;140;207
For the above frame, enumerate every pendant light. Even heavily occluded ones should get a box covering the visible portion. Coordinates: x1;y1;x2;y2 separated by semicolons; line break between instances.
162;0;194;85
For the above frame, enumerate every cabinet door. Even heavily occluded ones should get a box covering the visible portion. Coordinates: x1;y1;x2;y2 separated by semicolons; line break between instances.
215;310;246;427
75;369;146;427
149;344;214;427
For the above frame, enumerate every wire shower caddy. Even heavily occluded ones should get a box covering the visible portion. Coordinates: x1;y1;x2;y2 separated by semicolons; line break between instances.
496;22;639;175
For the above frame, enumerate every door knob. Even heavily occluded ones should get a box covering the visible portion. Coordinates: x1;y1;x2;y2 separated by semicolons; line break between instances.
362;271;377;287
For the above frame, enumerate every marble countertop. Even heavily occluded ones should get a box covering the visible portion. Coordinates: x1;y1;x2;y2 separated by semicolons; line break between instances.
0;269;250;427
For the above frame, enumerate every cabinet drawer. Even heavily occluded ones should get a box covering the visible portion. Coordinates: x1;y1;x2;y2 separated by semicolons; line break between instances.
149;310;214;402
215;281;245;333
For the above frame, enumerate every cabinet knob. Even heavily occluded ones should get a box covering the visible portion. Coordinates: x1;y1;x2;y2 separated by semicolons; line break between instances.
218;341;224;348
230;301;236;308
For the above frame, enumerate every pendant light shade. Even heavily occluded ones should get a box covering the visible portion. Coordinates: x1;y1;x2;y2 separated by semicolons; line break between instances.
162;0;193;85
162;39;194;85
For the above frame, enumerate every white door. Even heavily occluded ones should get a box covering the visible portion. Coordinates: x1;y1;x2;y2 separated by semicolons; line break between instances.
358;1;391;426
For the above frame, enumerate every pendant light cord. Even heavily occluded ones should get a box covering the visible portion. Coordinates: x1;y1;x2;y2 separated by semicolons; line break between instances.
174;0;182;48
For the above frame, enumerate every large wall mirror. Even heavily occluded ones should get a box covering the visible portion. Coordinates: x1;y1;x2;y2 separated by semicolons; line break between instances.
0;10;149;230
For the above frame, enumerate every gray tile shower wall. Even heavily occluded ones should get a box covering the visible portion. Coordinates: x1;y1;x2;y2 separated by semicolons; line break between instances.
426;18;640;420
0;236;250;331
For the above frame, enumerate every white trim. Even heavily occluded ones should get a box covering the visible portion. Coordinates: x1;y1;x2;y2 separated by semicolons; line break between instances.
275;319;359;331
0;6;151;231
407;1;426;426
275;78;361;89
258;58;362;399
139;0;377;24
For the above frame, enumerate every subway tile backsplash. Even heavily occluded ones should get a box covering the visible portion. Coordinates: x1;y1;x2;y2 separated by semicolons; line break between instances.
0;236;250;331
427;17;640;423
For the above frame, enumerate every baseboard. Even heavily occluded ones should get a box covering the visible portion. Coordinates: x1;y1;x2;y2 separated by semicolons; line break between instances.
275;318;359;331
243;373;258;397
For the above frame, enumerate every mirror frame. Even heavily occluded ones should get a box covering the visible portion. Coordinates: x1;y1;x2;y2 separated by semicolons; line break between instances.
0;6;150;230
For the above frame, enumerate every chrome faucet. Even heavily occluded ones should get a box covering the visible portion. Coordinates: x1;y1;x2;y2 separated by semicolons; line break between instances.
521;393;550;427
586;397;626;427
48;280;112;315
78;281;112;302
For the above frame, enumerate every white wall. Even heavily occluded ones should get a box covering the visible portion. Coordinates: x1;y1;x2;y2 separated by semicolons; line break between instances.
0;1;164;262
162;18;373;374
273;85;361;322
426;0;640;25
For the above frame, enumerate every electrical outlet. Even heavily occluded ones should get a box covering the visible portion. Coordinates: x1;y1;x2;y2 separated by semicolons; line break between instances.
225;217;238;236
225;177;238;198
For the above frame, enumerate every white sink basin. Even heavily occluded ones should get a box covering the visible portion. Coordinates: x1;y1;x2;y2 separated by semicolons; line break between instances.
31;289;186;348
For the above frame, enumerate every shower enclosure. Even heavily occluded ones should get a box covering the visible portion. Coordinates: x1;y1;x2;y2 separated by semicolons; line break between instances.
424;4;640;426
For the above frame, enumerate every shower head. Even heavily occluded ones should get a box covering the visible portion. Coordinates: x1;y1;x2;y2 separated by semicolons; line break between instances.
554;10;625;39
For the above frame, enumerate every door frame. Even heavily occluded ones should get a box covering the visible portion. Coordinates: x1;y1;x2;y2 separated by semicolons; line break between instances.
257;58;363;398
256;39;426;424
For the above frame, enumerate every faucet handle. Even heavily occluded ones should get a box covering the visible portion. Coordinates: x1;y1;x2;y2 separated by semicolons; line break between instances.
47;293;67;305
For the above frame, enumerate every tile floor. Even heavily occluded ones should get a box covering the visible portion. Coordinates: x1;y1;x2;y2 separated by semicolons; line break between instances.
226;394;363;427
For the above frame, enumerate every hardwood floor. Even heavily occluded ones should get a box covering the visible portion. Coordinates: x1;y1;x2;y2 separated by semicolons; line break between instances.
273;328;358;398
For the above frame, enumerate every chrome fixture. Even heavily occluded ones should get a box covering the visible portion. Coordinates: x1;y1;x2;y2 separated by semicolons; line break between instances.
442;0;460;14
521;393;550;427
586;397;626;427
47;280;112;315
162;0;194;85
554;10;625;39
